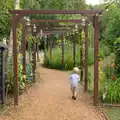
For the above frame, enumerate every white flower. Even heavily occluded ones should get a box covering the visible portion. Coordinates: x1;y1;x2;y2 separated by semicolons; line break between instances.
103;93;106;100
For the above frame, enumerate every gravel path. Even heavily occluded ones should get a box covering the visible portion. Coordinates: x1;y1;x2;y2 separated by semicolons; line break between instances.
0;63;106;120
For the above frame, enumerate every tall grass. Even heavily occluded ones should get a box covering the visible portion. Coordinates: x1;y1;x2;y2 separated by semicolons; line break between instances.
44;41;111;70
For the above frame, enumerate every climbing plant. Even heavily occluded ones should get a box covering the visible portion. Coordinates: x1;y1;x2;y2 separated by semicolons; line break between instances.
78;29;85;81
6;53;25;94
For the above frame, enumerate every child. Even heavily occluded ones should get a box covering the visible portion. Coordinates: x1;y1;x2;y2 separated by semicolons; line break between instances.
69;67;80;100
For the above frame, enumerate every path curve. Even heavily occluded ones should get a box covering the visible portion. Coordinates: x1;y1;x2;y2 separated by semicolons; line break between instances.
0;63;105;120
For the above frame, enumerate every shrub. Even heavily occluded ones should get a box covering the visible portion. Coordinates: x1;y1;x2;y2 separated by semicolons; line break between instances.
26;63;33;82
103;78;120;103
6;53;33;94
114;37;120;75
99;64;106;96
44;42;111;70
88;47;94;66
99;63;120;103
99;41;111;57
6;53;25;93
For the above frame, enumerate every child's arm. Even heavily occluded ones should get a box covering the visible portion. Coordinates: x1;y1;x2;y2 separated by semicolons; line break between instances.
77;75;80;82
69;75;72;81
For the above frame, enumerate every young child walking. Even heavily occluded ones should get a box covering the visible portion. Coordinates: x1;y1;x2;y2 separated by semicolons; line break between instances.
69;67;80;100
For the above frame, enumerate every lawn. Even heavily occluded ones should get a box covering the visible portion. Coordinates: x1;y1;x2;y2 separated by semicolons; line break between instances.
102;107;120;120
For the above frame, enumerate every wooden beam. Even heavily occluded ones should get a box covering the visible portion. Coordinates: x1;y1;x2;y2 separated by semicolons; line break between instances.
10;10;101;15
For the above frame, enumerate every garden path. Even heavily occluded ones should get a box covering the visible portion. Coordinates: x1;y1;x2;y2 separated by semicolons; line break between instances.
0;63;106;120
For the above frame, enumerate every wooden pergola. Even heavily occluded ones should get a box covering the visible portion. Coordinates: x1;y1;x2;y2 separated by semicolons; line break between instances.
9;9;100;106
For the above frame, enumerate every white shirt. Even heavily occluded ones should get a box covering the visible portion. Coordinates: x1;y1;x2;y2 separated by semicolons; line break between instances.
69;73;80;87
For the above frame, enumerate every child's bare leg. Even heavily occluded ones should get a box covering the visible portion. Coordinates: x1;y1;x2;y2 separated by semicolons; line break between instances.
71;88;74;96
73;87;77;100
74;91;77;97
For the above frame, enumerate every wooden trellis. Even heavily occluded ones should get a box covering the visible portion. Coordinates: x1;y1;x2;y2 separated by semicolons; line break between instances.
9;10;100;106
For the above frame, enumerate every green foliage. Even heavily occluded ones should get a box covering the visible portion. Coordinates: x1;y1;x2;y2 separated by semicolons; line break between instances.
104;78;120;103
26;63;33;82
21;0;86;24
104;4;120;50
103;107;120;120
98;62;120;103
21;0;86;10
98;41;111;60
44;42;111;70
6;53;33;94
17;24;22;47
88;47;94;66
114;37;120;75
6;53;25;93
91;3;120;51
0;0;15;41
99;64;106;96
104;64;114;79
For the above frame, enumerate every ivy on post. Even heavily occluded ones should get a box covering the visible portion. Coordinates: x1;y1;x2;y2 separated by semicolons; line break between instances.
21;20;27;76
36;39;40;62
84;23;88;93
32;24;37;82
79;29;84;82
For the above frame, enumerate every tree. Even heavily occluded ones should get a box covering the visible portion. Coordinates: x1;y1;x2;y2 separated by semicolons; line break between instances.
0;0;15;41
104;4;120;50
20;0;86;20
6;0;20;63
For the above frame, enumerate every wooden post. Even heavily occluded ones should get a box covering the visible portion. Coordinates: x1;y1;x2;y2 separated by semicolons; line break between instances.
44;36;47;59
79;30;84;82
61;35;64;68
36;41;40;61
32;28;36;82
73;34;76;67
84;23;88;93
33;42;36;82
22;22;26;75
12;15;18;105
50;38;52;59
94;15;99;106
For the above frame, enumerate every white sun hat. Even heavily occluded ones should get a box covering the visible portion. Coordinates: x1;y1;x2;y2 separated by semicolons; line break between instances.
73;67;79;73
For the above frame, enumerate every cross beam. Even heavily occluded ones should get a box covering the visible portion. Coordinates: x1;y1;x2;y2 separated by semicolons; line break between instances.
31;19;83;23
10;10;101;15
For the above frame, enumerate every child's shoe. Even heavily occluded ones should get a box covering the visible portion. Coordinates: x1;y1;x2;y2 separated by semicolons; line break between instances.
72;96;74;99
72;96;76;100
73;97;76;100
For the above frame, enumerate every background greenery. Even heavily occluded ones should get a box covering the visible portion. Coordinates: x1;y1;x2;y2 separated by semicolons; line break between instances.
1;0;120;119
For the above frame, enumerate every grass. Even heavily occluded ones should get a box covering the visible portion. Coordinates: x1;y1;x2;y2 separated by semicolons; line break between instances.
88;55;113;95
102;107;120;120
44;41;111;70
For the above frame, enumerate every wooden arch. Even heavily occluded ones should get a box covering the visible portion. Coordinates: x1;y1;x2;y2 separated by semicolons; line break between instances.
9;9;100;106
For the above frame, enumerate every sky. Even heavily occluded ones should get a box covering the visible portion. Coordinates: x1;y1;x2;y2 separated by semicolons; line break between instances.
86;0;101;5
